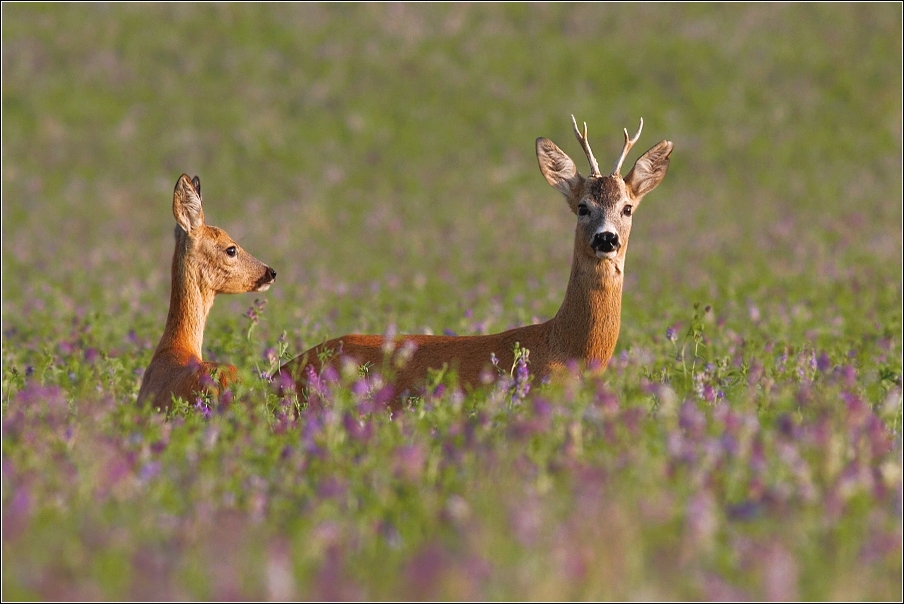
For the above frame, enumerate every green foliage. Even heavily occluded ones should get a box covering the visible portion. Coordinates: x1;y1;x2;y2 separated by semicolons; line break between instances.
2;3;901;600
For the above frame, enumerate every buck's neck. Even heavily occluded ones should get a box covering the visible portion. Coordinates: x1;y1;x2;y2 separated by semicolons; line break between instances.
152;243;215;363
548;244;624;364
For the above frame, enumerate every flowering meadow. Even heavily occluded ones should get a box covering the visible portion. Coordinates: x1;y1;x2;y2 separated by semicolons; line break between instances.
2;4;901;600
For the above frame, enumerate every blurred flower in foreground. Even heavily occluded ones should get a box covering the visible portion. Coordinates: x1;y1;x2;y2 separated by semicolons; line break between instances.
666;325;679;342
394;443;427;481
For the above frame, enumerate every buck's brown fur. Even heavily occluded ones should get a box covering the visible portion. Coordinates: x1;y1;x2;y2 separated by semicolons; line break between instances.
279;117;672;403
138;174;276;411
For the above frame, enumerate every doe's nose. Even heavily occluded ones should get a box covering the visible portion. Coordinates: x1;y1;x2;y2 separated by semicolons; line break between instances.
266;266;277;282
591;231;621;254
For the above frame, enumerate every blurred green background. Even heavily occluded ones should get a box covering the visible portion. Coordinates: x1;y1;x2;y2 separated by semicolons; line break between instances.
2;5;902;600
3;3;901;360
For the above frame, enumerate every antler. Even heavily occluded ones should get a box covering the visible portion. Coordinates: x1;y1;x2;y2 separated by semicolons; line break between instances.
611;117;643;177
571;115;602;178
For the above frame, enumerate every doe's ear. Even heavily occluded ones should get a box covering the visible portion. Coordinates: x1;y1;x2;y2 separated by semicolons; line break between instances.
536;137;582;198
624;140;673;201
173;174;205;235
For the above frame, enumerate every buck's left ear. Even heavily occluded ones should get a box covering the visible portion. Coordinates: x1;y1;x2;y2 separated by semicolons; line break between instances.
624;140;673;200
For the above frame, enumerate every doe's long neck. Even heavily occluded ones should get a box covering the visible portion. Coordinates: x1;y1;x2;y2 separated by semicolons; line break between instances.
152;235;215;363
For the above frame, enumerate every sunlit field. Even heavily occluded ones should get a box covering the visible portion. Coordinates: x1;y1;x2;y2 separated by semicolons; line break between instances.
2;4;901;600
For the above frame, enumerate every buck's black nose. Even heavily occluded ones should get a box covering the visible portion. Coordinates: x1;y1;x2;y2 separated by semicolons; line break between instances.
591;231;620;254
266;267;277;282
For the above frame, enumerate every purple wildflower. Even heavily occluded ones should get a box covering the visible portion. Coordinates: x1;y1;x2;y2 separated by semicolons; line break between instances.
305;364;329;408
593;383;620;414
776;414;797;438
693;372;705;399
509;498;543;546
271;371;295;395
622;408;645;435
748;303;761;322
532;397;552;419
139;461;161;482
301;414;324;455
343;412;373;443
511;353;531;402
726;500;762;521
685;491;718;545
835;364;857;387
198;367;217;390
750;436;767;474
394;444;427;480
321;364;340;385
762;543;799;601
720;433;739;457
666;325;679;342
679;401;706;439
777;351;789;368
859;530;902;563
317;477;347;500
194;398;212;420
244;297;267;323
371;383;396;410
405;543;448;599
351;377;370;398
702;573;752;601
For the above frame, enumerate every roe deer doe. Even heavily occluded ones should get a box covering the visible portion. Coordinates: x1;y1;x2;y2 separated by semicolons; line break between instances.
138;174;277;411
279;116;672;403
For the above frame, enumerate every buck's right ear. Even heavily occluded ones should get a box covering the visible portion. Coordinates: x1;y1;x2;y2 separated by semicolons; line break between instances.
536;138;581;197
173;174;205;235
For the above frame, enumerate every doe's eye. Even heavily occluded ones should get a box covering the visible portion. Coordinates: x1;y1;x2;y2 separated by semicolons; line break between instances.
577;204;590;217
225;246;237;257
622;205;633;217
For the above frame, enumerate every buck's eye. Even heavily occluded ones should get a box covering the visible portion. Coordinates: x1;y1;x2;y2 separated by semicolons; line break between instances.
622;205;633;217
225;246;237;257
578;204;590;217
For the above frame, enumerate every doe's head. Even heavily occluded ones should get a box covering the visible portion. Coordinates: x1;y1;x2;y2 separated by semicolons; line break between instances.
172;174;276;294
536;116;673;265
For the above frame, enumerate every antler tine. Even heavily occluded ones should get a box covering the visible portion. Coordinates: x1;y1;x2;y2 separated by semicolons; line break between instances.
611;117;643;177
571;114;602;178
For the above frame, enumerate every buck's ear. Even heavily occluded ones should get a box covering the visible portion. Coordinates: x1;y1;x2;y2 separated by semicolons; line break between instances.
173;174;205;235
624;140;673;201
536;137;581;197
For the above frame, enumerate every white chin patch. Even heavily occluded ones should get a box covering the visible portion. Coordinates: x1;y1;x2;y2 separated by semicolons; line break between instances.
595;251;617;260
255;283;272;292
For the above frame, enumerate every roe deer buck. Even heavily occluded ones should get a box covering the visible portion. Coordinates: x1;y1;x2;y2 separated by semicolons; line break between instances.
279;116;672;403
138;174;277;411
